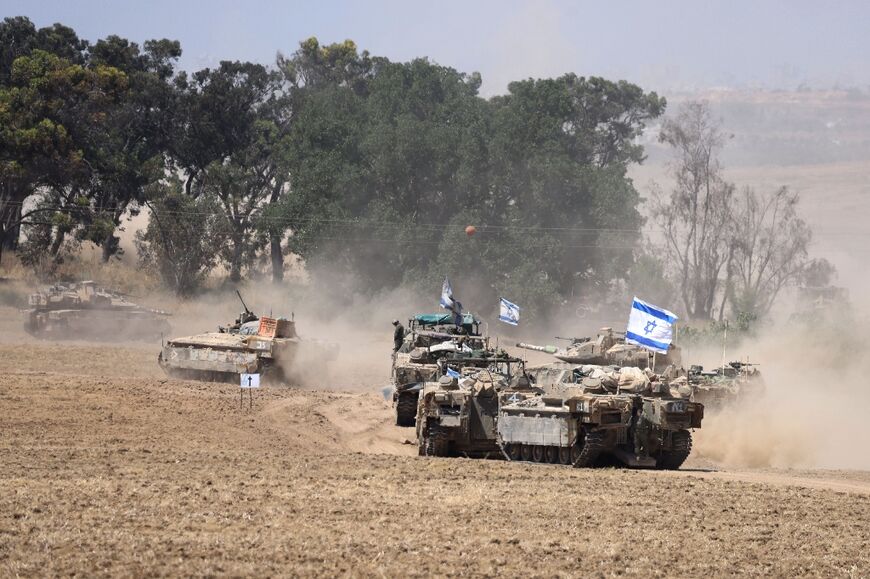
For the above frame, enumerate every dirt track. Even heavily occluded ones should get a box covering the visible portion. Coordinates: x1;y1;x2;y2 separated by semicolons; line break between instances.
1;335;869;576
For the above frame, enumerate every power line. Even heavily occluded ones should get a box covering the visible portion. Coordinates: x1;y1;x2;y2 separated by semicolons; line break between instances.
2;200;644;234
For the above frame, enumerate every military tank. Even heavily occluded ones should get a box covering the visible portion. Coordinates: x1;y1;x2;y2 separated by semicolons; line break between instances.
498;364;702;469
415;356;530;458
677;361;765;411
392;313;487;427
158;291;335;384
418;361;704;470
24;281;170;341
516;327;681;372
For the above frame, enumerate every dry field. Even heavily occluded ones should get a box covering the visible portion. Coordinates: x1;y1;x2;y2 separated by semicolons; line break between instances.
1;309;869;577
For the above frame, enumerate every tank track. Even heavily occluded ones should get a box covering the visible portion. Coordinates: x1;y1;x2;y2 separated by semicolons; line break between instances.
498;431;603;467
655;430;692;470
572;429;605;468
395;393;417;427
424;423;449;457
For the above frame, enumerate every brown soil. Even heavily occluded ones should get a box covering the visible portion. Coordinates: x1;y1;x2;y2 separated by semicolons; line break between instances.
1;315;868;576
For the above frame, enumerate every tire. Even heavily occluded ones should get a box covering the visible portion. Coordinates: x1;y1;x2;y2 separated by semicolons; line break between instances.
532;445;545;463
424;423;449;457
507;444;522;461
395;393;417;427
572;429;605;468
558;446;571;465
656;430;692;470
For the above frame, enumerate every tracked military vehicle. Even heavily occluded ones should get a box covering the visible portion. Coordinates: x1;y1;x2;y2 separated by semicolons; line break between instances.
392;313;487;426
24;281;170;341
498;364;702;469
679;361;764;411
516;327;681;372
158;291;334;384
418;362;703;470
415;355;530;458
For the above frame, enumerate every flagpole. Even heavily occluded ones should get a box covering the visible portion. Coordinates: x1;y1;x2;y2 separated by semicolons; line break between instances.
721;319;729;375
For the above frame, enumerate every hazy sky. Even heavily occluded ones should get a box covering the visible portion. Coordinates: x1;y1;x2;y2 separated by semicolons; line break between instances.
5;0;870;94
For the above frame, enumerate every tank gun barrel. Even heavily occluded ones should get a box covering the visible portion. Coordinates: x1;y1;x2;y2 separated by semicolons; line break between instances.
236;290;254;316
515;342;559;354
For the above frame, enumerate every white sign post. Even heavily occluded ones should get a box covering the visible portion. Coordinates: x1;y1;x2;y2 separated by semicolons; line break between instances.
240;373;260;409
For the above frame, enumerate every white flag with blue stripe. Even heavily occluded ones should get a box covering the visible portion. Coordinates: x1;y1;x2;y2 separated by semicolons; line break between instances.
446;367;461;379
439;277;463;325
440;277;455;309
498;297;520;326
625;297;678;354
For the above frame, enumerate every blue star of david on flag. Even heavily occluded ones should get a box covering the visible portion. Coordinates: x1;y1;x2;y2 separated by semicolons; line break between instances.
625;297;678;354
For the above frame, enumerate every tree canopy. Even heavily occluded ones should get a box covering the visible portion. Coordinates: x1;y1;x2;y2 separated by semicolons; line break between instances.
1;17;673;321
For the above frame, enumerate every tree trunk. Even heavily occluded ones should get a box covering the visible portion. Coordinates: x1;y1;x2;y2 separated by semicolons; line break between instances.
49;229;65;259
229;239;243;283
101;232;119;262
270;232;283;284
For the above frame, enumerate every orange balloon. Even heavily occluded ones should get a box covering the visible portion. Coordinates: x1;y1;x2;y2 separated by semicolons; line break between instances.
465;225;477;237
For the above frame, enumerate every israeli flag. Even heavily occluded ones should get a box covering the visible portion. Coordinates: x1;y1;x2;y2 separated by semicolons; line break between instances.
625;297;678;354
446;367;461;379
439;277;463;325
498;297;520;326
440;277;455;309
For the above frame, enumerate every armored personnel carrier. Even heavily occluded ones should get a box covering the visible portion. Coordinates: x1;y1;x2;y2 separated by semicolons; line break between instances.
158;291;334;384
418;361;704;469
24;281;170;340
679;361;764;411
415;355;530;458
516;327;681;372
392;313;487;426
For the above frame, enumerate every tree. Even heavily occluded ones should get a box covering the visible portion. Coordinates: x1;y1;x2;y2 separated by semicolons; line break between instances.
174;61;286;282
0;21;181;266
653;101;820;322
729;186;813;318
652;101;735;320
0;49;127;264
135;178;226;296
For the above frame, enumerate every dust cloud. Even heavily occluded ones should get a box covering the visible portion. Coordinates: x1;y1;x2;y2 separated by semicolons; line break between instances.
692;313;870;470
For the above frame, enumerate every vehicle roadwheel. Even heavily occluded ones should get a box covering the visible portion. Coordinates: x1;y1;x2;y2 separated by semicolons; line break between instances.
572;429;605;468
507;444;522;461
395;393;417;427
545;446;559;464
424;423;449;457
558;446;571;465
520;444;532;462
656;430;692;470
532;445;545;463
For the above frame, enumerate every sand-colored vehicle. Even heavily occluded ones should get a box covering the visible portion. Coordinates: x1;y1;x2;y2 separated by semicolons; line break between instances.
415;356;530;458
392;313;487;426
679;361;764;411
158;292;334;384
418;362;703;470
516;327;681;372
24;281;170;341
498;364;702;469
